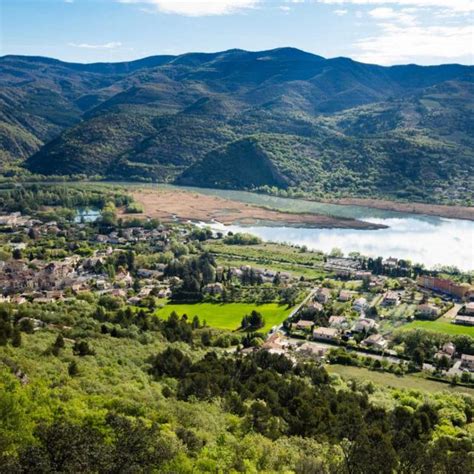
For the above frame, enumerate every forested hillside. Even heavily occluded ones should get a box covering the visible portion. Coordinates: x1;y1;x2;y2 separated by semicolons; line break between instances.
1;49;473;203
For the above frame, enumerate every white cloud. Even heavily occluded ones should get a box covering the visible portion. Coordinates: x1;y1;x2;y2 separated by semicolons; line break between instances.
334;9;348;15
353;24;474;64
316;1;473;13
368;7;417;25
119;0;259;16
68;41;123;50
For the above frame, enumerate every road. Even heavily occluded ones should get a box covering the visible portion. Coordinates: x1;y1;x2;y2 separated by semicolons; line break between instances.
271;287;318;334
284;336;436;371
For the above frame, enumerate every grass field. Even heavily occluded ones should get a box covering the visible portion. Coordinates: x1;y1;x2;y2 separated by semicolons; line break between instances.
401;319;474;337
155;302;295;332
327;365;474;395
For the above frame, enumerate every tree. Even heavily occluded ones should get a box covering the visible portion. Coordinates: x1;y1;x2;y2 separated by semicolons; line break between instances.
149;347;192;378
73;340;95;357
52;334;65;356
241;310;265;331
412;348;425;369
12;248;23;260
11;327;22;347
68;361;79;377
192;315;200;329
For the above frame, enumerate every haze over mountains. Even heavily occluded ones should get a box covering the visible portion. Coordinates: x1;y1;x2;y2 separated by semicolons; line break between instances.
1;48;473;202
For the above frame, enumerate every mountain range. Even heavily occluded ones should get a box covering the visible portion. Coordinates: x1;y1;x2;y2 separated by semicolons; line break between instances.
1;48;473;203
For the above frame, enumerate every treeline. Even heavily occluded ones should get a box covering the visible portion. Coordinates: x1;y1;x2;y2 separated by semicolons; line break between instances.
0;184;132;214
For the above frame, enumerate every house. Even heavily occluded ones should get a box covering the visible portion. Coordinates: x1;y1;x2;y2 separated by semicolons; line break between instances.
127;296;141;305
352;317;377;333
460;354;474;372
203;283;224;295
137;268;164;279
362;334;388;351
435;342;456;359
315;288;331;304
454;314;474;326
353;297;368;312
354;271;372;281
308;302;324;312
382;291;400;306
313;327;339;342
416;304;440;319
294;319;314;331
384;257;398;268
262;333;291;352
158;288;171;298
297;342;329;358
328;315;348;329
338;290;355;302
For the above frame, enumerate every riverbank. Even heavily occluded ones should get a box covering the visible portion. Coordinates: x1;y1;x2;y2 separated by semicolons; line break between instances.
127;188;385;229
327;198;474;221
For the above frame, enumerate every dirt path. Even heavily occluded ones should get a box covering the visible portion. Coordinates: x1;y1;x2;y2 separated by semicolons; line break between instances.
327;198;474;221
125;188;385;229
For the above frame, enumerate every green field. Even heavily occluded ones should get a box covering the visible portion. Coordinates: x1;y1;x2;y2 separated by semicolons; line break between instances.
327;365;474;395
155;302;295;332
401;319;474;337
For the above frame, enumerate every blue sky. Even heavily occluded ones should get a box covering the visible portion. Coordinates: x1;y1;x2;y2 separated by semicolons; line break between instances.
1;1;473;65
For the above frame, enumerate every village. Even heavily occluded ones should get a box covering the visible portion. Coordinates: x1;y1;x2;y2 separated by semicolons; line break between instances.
1;209;473;387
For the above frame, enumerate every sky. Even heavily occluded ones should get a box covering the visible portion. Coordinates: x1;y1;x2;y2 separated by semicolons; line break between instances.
1;0;473;65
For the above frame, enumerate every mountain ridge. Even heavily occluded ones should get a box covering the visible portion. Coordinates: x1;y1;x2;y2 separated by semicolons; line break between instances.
0;48;472;204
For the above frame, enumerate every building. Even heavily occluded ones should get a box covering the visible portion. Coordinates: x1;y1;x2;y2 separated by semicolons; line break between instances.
315;287;331;304
416;304;440;319
461;302;474;316
454;314;474;326
294;320;314;331
362;334;388;351
203;283;224;295
328;315;348;329
353;297;368;312
308;302;324;312
417;275;472;300
435;342;456;360
460;354;474;372
352;317;377;333
313;327;339;342
338;290;355;302
382;291;400;306
384;257;399;268
297;342;329;358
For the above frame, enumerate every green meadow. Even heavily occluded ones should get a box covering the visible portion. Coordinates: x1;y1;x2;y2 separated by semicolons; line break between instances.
155;302;294;332
401;319;474;337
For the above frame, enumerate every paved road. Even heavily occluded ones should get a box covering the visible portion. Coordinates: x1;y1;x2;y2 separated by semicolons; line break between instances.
284;336;435;371
271;287;318;334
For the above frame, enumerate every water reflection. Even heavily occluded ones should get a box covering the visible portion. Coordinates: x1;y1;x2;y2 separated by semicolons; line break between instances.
212;216;474;270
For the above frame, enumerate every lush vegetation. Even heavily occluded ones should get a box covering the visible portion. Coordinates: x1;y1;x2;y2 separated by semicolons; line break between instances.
1;50;472;204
